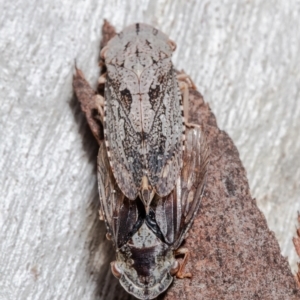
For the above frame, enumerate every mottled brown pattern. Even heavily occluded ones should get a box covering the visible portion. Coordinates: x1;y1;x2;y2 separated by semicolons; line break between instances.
293;213;300;287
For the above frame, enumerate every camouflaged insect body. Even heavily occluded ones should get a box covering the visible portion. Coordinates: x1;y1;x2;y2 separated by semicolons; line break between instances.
73;22;209;300
98;127;209;300
103;24;184;207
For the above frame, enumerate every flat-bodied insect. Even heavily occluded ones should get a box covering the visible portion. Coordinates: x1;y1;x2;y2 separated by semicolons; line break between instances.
97;23;196;208
97;127;209;300
73;21;208;299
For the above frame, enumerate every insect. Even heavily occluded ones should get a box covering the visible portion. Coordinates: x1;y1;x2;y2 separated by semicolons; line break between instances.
73;21;209;300
98;127;209;300
97;23;197;208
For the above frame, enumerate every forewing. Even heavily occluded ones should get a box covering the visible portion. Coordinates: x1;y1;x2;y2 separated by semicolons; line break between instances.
145;67;183;198
104;63;183;200
97;141;139;248
153;127;209;247
104;74;142;200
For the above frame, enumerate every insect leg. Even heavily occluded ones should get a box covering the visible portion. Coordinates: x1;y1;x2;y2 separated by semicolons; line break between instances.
174;247;192;279
168;39;177;51
177;73;199;128
177;72;197;89
100;45;109;59
95;94;105;122
98;73;107;85
96;73;107;122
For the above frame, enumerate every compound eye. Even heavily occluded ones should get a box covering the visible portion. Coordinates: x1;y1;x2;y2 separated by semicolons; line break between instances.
170;260;180;276
111;261;122;279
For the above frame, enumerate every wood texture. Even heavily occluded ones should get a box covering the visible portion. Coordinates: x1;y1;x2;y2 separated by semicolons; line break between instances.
1;1;300;299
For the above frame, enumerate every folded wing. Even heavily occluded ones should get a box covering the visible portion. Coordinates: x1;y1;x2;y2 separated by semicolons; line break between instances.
153;127;209;248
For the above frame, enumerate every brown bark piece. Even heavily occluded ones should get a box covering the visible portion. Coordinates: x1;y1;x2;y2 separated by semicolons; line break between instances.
293;213;300;287
74;21;300;300
72;19;116;145
73;67;104;145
